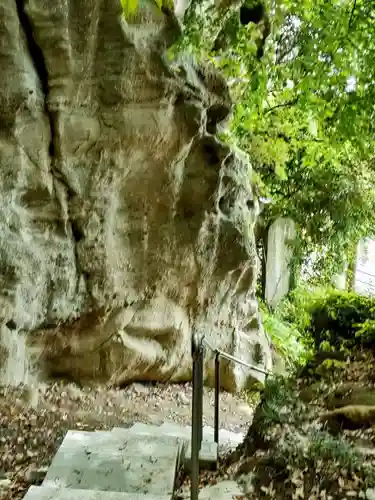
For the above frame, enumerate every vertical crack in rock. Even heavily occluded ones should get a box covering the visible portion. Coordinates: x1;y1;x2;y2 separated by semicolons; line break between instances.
15;0;82;300
15;0;54;157
15;0;74;198
15;0;75;202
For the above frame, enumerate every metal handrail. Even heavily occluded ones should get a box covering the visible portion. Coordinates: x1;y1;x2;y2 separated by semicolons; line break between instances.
190;333;271;500
202;337;271;375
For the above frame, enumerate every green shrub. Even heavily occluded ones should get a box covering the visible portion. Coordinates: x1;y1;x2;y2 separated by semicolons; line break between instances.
277;285;323;335
307;290;375;349
354;319;375;344
260;287;375;372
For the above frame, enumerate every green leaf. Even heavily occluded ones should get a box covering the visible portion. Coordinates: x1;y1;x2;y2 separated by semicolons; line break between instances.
275;163;287;180
121;0;138;16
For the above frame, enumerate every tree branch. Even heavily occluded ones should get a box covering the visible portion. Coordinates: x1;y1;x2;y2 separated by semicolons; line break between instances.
264;98;298;115
348;0;357;28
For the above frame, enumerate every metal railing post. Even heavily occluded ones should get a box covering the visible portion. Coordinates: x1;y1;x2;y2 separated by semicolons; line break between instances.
191;333;203;500
190;335;271;500
214;351;220;446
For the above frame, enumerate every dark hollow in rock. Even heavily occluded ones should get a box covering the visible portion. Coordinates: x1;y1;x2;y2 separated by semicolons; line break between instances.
206;103;231;133
5;319;17;330
240;3;265;26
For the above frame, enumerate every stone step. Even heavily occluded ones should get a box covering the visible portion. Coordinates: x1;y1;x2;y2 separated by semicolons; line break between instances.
111;425;218;469
24;424;244;500
57;430;113;450
42;431;181;495
24;485;172;500
159;422;244;447
184;440;218;471
112;423;170;438
113;422;243;447
178;480;244;500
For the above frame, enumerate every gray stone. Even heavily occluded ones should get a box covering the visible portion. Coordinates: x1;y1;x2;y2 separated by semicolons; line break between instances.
177;392;190;405
184;441;218;471
179;480;244;500
160;423;192;439
366;488;375;500
24;465;49;484
265;217;296;308
112;423;243;449
57;430;113;451
0;479;11;490
353;238;375;296
113;423;160;436
24;486;171;500
23;423;245;499
199;481;243;500
0;0;271;393
43;431;181;495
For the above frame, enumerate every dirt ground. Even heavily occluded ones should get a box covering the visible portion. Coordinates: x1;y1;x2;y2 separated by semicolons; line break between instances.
0;380;253;499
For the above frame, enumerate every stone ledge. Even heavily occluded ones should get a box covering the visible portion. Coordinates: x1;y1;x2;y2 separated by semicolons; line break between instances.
24;486;172;500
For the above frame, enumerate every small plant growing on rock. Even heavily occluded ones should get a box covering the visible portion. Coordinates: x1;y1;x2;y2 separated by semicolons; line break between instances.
307;431;361;472
259;301;308;369
315;358;346;378
243;375;303;454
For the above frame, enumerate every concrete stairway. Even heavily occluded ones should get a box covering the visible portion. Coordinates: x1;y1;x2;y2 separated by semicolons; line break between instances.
23;423;244;500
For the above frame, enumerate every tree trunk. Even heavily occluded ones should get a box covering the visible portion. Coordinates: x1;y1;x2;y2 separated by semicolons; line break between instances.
255;223;269;300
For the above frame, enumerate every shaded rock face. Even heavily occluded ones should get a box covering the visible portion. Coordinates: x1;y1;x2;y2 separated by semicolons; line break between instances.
0;0;271;392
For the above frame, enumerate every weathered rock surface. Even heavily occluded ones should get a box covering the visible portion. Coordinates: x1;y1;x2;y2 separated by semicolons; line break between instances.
327;384;375;409
321;405;375;430
0;0;271;392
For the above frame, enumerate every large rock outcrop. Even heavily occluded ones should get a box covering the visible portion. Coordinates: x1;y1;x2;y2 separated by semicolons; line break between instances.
0;0;272;392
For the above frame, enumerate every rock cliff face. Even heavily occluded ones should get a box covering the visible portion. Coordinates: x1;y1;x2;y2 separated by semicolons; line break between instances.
0;0;272;392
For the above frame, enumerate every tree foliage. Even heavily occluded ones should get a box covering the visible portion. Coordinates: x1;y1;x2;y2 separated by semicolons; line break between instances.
177;0;375;274
121;0;139;16
121;0;173;17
